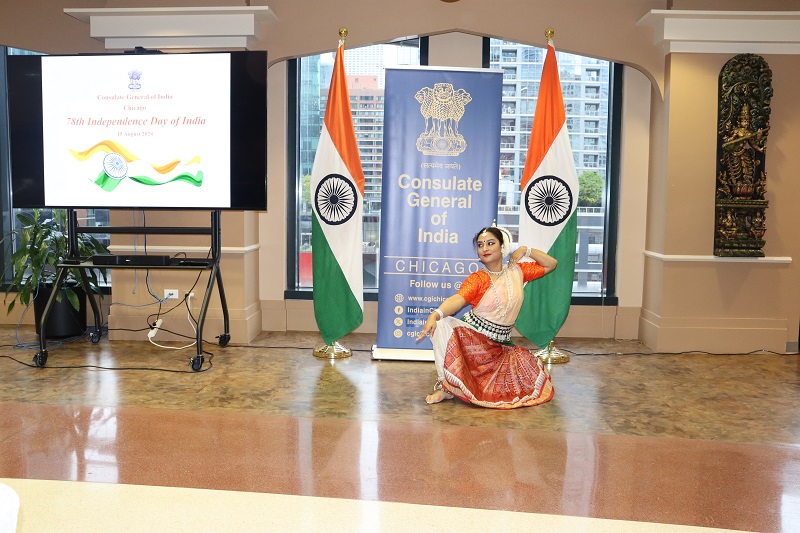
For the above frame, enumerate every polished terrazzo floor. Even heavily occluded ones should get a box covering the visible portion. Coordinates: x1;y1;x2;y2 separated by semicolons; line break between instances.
1;325;799;532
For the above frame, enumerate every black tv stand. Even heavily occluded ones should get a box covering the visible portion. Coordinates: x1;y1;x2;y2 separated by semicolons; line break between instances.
33;209;230;371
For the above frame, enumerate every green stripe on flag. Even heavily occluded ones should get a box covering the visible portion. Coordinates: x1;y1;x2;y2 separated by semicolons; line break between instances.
311;213;363;345
515;212;577;348
94;171;124;192
94;171;204;192
129;171;203;187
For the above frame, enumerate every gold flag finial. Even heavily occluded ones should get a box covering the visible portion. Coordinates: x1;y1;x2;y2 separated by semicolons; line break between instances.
545;27;554;42
339;27;348;45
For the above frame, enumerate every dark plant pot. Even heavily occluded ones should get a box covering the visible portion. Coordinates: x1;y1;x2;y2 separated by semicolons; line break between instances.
33;283;87;338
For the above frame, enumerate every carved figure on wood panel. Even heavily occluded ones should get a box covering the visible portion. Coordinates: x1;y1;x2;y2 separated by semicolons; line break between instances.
720;102;768;198
714;53;772;257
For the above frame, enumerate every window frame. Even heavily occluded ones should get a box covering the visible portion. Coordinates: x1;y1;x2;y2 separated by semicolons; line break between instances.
0;48;12;284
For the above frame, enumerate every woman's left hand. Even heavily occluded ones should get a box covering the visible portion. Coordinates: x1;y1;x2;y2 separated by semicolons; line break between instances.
509;246;527;265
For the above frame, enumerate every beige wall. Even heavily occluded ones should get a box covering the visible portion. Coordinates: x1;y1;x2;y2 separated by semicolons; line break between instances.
615;67;652;337
641;52;800;353
0;1;667;87
1;1;798;352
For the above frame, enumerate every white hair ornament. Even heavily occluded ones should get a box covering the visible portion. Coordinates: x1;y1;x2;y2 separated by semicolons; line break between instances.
491;221;513;258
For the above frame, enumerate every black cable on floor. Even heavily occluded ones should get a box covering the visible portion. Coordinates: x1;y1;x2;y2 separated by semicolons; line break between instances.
559;348;799;356
0;350;214;373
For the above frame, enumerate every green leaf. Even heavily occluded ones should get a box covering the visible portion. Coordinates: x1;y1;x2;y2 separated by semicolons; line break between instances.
65;287;80;311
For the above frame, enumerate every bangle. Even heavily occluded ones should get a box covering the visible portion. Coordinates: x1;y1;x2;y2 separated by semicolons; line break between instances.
524;247;532;258
434;308;444;319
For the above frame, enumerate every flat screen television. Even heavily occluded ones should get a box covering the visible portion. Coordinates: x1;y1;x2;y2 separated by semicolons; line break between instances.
6;50;267;210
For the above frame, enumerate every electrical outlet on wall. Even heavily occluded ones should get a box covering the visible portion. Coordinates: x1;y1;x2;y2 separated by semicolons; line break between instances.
164;289;179;300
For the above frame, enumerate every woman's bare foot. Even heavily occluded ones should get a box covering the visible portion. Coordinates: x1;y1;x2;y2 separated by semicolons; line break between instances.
425;388;454;404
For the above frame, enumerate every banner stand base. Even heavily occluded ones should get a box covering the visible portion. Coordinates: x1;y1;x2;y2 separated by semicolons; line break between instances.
533;340;570;364
372;346;434;362
313;341;352;359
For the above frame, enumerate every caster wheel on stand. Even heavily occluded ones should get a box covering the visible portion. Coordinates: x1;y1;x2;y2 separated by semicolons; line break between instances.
90;331;101;343
33;351;48;367
218;333;230;347
190;356;204;372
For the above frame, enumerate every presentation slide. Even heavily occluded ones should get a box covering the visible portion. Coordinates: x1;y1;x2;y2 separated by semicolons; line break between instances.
40;53;231;208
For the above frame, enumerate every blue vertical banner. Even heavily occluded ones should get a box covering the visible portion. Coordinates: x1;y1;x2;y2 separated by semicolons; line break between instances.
373;67;502;360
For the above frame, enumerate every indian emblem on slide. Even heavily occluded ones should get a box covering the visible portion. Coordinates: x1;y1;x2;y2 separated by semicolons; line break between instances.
314;173;358;226
524;175;573;226
128;70;142;91
415;82;472;156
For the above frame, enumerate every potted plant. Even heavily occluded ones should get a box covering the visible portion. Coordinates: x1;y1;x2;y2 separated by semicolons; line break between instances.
2;208;109;337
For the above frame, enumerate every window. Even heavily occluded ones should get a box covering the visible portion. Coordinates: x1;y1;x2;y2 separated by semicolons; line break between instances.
288;37;620;302
289;39;422;293
520;64;542;80
502;67;517;80
520;81;538;96
501;118;516;131
562;84;580;98
1;47;111;289
518;99;536;114
566;118;579;131
487;39;617;299
501;50;517;62
502;102;517;114
522;48;543;63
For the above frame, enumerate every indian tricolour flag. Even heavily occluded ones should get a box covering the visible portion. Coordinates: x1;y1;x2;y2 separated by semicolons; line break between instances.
311;40;365;345
515;37;579;348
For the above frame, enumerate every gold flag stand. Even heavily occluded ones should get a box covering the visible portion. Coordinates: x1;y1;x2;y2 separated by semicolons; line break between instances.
534;340;570;364
313;341;352;359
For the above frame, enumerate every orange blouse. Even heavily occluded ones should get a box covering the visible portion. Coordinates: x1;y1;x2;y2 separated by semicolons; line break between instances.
457;262;545;309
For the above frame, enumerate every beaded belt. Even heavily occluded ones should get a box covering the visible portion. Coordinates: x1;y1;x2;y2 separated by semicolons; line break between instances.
462;311;512;343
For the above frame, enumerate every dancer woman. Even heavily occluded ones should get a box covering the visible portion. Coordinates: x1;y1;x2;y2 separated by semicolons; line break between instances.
416;225;557;408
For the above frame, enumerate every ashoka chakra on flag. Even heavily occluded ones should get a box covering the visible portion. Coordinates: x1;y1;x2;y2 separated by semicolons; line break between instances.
524;175;574;227
315;173;357;226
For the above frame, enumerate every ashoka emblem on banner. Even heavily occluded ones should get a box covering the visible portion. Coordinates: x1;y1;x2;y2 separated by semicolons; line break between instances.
524;175;573;227
315;173;357;226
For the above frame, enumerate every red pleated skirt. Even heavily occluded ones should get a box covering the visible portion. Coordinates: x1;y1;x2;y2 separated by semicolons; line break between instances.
441;325;554;409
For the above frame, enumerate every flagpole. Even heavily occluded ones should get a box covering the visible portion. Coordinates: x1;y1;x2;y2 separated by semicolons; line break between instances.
535;27;568;365
312;26;356;360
